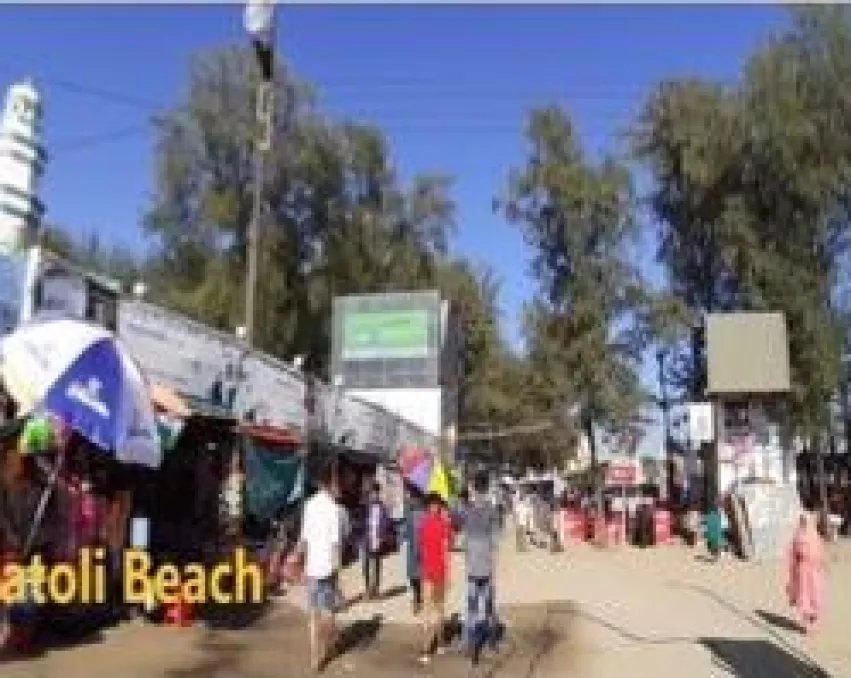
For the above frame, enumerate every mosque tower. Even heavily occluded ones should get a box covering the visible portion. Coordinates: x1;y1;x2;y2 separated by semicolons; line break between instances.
0;79;46;252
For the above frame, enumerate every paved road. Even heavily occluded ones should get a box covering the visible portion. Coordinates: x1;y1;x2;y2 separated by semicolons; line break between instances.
3;534;850;678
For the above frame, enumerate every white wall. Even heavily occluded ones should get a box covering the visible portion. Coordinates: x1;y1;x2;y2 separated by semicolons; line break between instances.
347;387;442;438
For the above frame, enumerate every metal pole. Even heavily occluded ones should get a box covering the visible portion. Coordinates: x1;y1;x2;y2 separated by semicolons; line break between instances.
245;82;269;349
243;0;275;348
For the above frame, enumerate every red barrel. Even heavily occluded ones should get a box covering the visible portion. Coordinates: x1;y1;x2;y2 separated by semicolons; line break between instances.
606;515;625;545
561;509;585;542
653;509;672;545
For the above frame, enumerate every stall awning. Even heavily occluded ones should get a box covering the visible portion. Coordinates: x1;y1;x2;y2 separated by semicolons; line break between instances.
240;423;302;448
151;382;191;418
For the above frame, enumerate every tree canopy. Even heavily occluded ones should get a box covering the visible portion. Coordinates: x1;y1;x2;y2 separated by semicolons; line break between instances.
633;6;851;434
42;6;851;465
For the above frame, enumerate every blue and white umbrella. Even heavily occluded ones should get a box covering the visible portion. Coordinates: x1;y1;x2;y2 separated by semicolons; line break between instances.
0;318;162;468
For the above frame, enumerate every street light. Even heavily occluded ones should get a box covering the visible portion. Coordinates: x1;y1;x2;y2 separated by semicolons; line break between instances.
242;0;276;348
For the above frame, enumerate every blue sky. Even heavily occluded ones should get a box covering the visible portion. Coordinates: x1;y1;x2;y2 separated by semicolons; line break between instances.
0;4;789;455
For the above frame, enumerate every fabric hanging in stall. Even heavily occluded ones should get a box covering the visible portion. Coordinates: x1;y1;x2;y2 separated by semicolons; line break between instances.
244;437;303;522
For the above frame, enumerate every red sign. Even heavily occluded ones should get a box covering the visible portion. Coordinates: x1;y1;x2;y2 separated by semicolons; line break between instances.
605;463;638;486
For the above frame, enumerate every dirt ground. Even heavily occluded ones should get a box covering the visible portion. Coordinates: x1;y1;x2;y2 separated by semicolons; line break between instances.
3;534;851;678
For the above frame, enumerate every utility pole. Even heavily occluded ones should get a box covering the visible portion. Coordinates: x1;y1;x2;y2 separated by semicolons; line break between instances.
244;0;276;348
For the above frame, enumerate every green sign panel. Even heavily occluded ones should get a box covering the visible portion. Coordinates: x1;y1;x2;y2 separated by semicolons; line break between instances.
342;309;430;360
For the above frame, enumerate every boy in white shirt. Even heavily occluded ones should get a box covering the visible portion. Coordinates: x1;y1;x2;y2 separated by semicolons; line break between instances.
298;463;342;672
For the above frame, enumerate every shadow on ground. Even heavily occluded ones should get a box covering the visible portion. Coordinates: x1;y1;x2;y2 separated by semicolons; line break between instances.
701;638;832;678
1;606;113;664
336;614;382;654
200;599;272;630
380;585;407;601
155;600;580;678
754;609;803;635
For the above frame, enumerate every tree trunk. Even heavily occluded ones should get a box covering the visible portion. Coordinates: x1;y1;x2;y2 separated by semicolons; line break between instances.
584;412;602;509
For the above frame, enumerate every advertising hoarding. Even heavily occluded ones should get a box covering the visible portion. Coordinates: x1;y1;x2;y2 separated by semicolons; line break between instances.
342;309;430;360
332;291;441;389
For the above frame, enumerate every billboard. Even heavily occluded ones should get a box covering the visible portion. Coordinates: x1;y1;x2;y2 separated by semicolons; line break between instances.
707;312;791;395
342;309;430;360
332;291;441;389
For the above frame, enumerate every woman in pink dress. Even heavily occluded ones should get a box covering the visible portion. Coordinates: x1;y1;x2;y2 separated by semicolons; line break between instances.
787;511;825;633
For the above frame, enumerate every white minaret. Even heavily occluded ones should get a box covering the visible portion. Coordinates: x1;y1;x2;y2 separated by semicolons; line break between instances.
0;79;46;252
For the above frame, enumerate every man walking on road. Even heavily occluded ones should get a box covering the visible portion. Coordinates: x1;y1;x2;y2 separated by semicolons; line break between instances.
298;463;343;672
464;471;501;664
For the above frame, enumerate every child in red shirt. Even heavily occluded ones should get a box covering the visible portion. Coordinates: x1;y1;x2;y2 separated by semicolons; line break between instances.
418;492;451;665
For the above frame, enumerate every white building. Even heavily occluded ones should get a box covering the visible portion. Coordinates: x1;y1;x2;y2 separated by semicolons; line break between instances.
0;79;45;252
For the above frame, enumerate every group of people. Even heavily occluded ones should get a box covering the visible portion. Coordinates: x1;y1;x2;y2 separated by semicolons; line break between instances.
403;471;501;666
293;463;501;672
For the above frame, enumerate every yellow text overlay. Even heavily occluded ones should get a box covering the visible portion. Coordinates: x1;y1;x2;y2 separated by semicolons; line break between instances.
0;548;264;605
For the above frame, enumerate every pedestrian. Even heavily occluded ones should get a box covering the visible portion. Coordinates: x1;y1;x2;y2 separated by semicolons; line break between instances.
418;491;452;665
403;484;424;615
787;511;825;634
298;463;343;672
514;491;531;552
362;481;388;600
704;505;724;562
464;471;501;665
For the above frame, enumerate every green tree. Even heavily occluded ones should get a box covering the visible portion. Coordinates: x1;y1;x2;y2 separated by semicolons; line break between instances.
633;6;851;434
501;105;651;481
40;223;141;288
143;46;456;374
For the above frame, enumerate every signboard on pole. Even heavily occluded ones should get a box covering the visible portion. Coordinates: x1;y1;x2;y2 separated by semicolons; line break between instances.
687;402;714;444
605;460;640;486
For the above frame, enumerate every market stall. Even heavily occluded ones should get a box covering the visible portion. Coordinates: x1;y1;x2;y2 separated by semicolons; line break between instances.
0;318;162;650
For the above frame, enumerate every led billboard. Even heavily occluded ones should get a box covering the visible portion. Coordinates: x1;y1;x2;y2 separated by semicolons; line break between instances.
332;291;441;389
342;308;430;360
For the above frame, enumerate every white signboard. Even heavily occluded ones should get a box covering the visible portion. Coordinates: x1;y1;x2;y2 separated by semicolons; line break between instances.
739;483;801;561
37;267;87;320
688;402;714;444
